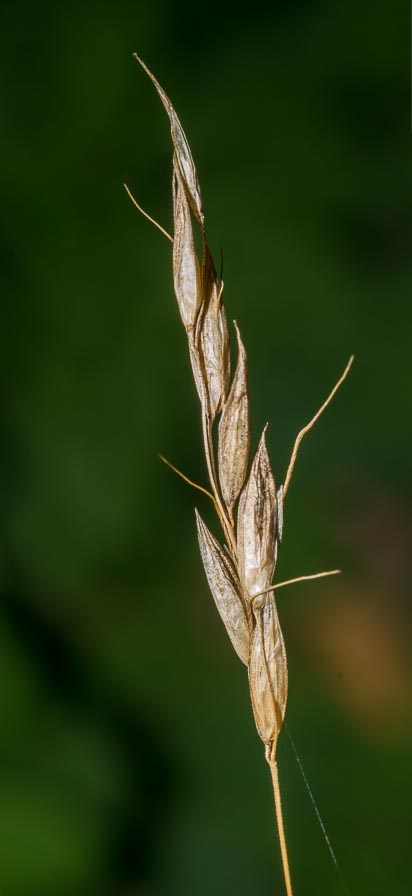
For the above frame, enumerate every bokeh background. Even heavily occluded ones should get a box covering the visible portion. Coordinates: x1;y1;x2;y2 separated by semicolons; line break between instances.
1;1;411;894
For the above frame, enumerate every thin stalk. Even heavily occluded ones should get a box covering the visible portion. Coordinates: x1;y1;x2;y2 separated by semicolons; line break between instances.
158;453;217;506
268;758;294;896
274;569;341;590
283;355;354;498
251;569;342;603
123;183;173;242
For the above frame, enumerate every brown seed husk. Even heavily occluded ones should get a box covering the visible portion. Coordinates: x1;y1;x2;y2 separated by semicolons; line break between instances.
188;329;207;406
218;321;250;509
134;54;203;224
172;159;202;331
199;248;231;419
237;427;277;600
248;594;288;748
196;509;250;664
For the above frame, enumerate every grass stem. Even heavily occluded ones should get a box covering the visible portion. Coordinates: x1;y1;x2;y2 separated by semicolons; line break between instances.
269;758;294;896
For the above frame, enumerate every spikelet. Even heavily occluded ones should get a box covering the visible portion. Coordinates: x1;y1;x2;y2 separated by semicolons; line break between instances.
218;321;250;509
195;509;249;665
237;426;277;602
130;56;353;896
133;52;286;758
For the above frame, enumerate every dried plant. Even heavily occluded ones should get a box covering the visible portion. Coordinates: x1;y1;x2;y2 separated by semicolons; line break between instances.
126;56;353;896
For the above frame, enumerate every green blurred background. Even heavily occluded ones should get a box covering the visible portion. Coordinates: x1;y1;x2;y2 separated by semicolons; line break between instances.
1;1;411;894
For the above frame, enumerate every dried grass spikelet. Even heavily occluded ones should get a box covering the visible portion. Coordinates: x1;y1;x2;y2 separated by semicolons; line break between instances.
237;426;277;601
199;248;231;419
172;155;202;332
218;320;250;509
249;592;287;751
195;509;249;665
128;55;354;896
134;56;204;224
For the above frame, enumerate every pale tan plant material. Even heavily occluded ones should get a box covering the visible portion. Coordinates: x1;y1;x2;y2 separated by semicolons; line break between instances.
133;56;204;224
199;248;231;419
195;509;249;665
237;426;277;601
249;593;287;752
128;55;354;896
172;156;202;332
218;320;250;509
